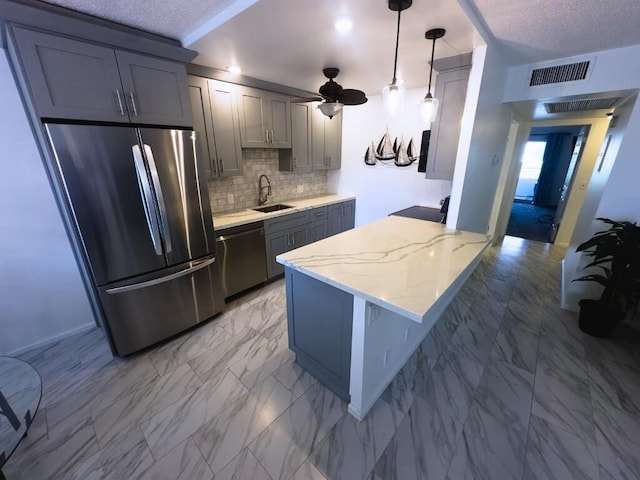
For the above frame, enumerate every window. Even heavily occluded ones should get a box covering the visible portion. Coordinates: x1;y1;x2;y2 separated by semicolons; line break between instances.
519;141;547;179
514;140;547;201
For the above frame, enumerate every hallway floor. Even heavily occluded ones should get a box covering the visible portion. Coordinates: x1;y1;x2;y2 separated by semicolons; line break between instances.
506;201;556;243
5;237;640;479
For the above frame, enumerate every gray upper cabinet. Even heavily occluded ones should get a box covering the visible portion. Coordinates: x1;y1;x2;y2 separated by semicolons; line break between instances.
279;102;312;173
188;76;243;178
208;80;243;176
425;66;470;180
10;26;191;127
312;107;342;170
237;86;291;148
115;51;191;126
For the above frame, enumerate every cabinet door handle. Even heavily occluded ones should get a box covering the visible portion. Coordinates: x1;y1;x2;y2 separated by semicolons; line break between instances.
129;92;138;116
291;233;295;246
314;211;323;217
219;157;224;174
265;128;269;144
270;129;275;144
115;89;125;116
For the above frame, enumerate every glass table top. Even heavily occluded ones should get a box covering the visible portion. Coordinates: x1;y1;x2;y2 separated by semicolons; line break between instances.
0;357;42;470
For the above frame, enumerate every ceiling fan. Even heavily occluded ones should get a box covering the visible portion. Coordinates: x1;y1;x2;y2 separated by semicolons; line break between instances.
293;67;367;118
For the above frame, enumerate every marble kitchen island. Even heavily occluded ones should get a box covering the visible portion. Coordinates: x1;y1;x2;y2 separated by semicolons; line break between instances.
277;215;491;420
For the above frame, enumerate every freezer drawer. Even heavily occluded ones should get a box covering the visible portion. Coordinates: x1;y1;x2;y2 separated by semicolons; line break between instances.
216;222;268;298
98;255;224;356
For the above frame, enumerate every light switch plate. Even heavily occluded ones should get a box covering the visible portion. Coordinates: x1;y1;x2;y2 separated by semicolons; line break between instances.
227;193;234;204
297;185;304;193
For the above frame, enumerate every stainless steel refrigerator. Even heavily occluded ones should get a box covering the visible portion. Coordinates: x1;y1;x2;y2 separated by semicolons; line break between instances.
45;123;224;356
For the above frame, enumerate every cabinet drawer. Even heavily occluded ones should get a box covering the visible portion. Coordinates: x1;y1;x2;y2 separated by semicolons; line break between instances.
264;211;309;235
308;206;328;220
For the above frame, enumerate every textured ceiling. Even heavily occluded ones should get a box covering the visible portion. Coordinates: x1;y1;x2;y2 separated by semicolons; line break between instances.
475;0;640;64
38;0;240;39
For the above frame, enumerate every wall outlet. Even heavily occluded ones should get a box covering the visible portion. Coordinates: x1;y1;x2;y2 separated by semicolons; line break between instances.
227;193;234;204
297;185;304;193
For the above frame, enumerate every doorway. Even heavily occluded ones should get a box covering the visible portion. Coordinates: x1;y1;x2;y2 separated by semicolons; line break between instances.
506;125;587;243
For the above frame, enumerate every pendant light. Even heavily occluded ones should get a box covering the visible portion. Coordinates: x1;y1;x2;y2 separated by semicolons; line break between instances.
420;28;445;124
382;0;412;116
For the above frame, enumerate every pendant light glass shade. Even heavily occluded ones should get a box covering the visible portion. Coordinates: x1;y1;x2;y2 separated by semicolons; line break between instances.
383;1;411;116
421;28;446;125
318;101;343;119
382;79;405;116
419;93;439;123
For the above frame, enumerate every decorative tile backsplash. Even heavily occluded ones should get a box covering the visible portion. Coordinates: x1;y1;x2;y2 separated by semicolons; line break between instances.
208;149;327;214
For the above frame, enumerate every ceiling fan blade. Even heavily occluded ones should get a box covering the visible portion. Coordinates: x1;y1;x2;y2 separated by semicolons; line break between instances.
291;96;323;103
338;89;368;105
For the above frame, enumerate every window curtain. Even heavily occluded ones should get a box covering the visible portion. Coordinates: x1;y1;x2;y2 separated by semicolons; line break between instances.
533;133;568;207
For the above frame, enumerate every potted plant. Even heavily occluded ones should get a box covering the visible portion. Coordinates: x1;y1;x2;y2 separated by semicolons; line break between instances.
573;218;640;337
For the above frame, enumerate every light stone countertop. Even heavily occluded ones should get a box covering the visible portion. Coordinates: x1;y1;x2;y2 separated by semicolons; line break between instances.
277;216;491;323
212;194;356;231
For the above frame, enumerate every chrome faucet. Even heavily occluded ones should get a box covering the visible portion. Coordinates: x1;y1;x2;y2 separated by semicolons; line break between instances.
258;174;272;205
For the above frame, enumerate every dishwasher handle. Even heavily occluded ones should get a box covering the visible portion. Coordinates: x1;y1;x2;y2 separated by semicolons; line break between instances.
216;227;264;242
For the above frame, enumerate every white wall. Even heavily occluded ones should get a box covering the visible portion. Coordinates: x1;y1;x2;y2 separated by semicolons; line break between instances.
327;88;452;227
504;44;640;102
449;44;515;234
0;52;94;355
562;96;640;309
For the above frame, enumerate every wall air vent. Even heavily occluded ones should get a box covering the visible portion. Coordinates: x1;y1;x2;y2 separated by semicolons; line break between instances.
544;97;621;114
529;61;590;86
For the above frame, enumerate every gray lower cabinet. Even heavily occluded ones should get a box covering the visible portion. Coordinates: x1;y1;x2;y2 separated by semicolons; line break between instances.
328;200;355;237
265;201;354;278
312;106;342;170
10;26;191;126
308;206;328;242
188;75;242;178
285;267;353;400
264;211;309;278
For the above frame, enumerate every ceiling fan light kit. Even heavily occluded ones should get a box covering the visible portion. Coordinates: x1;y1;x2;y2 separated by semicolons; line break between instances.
383;0;412;116
421;28;446;124
318;101;343;119
293;67;367;118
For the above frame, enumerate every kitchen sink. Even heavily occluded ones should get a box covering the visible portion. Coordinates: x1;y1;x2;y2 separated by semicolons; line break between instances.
252;204;293;213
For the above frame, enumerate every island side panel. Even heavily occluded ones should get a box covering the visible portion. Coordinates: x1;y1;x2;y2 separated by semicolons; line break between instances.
285;267;353;401
348;250;485;419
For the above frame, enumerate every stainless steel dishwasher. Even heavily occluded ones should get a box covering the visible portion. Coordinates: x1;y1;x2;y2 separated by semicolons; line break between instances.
215;222;268;298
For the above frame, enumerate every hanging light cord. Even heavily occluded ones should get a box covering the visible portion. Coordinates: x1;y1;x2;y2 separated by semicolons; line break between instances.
427;36;436;94
392;9;401;83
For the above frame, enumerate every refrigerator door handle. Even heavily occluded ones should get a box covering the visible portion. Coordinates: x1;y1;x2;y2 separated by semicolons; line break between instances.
143;144;173;254
132;145;163;256
105;256;216;294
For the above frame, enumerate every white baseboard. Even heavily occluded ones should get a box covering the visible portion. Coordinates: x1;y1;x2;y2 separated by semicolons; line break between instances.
6;322;96;356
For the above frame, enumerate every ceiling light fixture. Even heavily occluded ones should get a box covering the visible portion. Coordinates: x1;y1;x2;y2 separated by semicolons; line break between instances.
228;65;242;75
318;100;343;119
420;28;445;124
334;18;353;33
382;0;412;116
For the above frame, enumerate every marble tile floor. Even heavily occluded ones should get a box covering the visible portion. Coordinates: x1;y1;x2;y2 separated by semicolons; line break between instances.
5;236;640;480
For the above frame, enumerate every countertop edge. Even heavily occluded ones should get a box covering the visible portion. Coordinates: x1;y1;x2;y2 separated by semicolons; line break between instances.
213;195;356;231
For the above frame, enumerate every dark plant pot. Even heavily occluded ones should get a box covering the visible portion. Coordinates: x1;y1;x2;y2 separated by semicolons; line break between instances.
578;299;624;338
